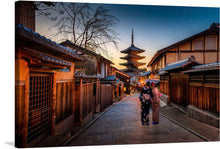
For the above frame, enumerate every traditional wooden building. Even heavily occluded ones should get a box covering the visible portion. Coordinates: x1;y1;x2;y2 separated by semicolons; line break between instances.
141;71;151;80
148;23;220;80
158;55;201;106
111;66;130;94
183;62;219;128
15;23;82;147
60;40;114;78
61;40;129;103
61;40;117;113
158;56;219;127
120;29;146;75
15;1;114;147
15;1;84;147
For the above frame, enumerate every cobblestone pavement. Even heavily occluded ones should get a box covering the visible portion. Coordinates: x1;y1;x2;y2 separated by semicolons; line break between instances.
67;94;204;146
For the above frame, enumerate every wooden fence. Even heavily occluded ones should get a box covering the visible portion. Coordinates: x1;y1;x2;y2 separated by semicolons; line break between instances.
159;75;169;95
159;81;169;95
56;82;73;124
188;71;219;114
189;85;219;114
100;84;113;111
74;76;101;125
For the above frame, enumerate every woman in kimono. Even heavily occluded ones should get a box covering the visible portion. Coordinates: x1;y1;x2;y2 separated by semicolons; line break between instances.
139;81;153;125
151;82;161;124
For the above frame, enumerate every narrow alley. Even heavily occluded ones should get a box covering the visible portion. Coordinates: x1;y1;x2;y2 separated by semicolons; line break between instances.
67;94;204;146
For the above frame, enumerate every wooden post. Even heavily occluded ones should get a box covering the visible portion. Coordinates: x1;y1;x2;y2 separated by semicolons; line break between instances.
203;35;206;64
15;59;26;147
87;78;89;115
51;72;56;135
164;53;166;66
72;77;75;124
22;61;29;147
92;78;94;112
217;33;219;61
178;46;180;61
167;75;171;105
96;78;100;113
80;77;83;122
190;40;192;51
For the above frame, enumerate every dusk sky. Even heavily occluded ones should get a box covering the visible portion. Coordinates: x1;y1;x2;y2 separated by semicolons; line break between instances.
36;2;220;70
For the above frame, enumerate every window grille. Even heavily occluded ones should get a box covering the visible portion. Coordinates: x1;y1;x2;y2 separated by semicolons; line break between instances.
28;73;52;143
204;73;219;84
189;75;202;83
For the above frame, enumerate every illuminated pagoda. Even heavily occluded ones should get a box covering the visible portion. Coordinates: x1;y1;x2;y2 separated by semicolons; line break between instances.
120;29;146;76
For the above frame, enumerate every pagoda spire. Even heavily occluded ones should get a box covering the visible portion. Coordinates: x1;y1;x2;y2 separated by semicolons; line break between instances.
131;29;134;46
120;29;146;75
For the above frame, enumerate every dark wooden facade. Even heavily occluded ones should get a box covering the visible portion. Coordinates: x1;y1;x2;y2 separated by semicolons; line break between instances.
148;23;220;80
112;66;130;94
60;40;114;78
184;63;219;115
159;58;219;127
159;75;169;95
15;26;81;147
169;74;189;106
158;56;200;106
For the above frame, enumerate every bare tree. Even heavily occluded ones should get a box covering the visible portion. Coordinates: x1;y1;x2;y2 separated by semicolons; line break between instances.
35;2;119;58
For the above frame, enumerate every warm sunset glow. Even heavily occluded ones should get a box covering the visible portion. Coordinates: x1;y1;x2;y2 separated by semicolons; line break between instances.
36;3;219;71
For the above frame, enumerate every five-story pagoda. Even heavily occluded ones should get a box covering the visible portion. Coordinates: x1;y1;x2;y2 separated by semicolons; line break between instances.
120;29;146;75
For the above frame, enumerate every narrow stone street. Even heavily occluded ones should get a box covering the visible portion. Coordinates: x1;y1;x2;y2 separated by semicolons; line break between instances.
67;94;204;146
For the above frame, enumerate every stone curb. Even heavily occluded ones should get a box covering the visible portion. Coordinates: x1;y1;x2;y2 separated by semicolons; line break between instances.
160;113;209;141
62;104;116;146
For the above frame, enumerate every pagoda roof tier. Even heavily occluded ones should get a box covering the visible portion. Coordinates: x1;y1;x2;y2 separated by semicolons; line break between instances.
120;62;146;67
120;54;145;60
121;45;145;54
121;68;142;72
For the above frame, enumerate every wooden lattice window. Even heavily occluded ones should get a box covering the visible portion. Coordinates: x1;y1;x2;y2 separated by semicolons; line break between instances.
28;73;52;143
204;72;219;84
189;74;202;83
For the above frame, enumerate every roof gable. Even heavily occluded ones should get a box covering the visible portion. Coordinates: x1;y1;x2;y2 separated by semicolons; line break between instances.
16;24;82;61
148;23;219;67
60;40;114;64
158;55;201;75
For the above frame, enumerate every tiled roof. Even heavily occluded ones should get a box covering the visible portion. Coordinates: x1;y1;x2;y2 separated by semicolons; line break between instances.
75;75;100;78
157;70;168;76
145;79;160;84
121;45;145;53
120;55;145;60
121;68;139;72
60;40;114;64
159;61;189;71
105;75;116;81
111;66;130;78
120;61;146;66
40;54;73;66
142;71;151;76
158;55;200;73
183;61;220;73
16;24;82;61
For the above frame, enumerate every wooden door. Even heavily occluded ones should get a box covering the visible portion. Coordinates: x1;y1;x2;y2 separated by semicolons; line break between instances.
170;75;188;106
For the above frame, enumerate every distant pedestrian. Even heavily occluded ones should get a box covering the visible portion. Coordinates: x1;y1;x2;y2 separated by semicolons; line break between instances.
139;81;153;125
151;82;162;124
137;87;140;92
